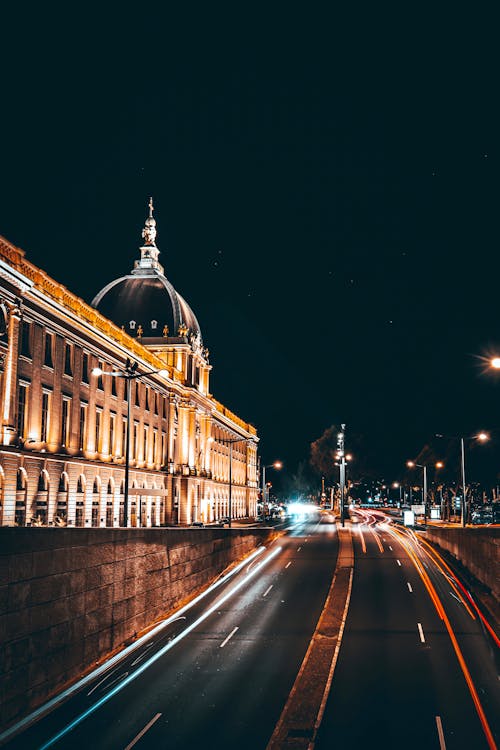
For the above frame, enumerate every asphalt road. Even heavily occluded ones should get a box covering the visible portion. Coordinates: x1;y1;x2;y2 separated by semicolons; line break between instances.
2;510;498;750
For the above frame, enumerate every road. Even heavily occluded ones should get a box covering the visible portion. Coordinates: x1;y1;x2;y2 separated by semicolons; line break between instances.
1;510;498;749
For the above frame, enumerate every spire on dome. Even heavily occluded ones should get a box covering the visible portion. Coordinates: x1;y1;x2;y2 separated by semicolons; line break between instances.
141;196;157;246
134;197;164;274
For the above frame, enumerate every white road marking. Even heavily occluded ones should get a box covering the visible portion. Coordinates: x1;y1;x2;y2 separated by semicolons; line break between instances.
449;591;462;604
389;545;393;551
396;559;401;566
220;626;239;648
124;712;162;750
418;623;425;643
407;582;413;592
297;546;302;551
285;561;292;568
263;585;273;597
435;716;447;749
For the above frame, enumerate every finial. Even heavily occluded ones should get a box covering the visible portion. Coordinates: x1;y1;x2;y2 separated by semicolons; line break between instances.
142;197;157;246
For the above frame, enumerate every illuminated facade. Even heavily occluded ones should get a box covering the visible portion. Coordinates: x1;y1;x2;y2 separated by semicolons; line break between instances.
0;203;259;526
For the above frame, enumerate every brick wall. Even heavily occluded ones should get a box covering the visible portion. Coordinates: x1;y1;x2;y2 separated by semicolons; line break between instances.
0;526;276;730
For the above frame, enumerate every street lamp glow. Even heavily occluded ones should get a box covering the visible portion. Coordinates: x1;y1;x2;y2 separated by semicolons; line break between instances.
491;357;500;369
477;432;489;441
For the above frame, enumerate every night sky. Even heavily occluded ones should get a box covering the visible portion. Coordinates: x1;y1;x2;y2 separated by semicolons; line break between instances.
1;6;498;489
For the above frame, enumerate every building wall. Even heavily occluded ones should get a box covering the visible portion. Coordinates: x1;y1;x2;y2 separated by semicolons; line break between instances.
0;235;260;527
0;526;277;731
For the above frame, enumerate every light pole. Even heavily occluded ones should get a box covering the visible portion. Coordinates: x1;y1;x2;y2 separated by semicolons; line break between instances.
261;460;283;520
392;482;402;506
435;432;489;527
92;358;169;528
336;424;346;527
407;460;444;525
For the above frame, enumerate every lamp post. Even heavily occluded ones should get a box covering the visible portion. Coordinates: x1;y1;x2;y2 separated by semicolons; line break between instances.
336;424;347;527
92;359;169;528
435;432;489;527
407;460;444;525
261;460;283;520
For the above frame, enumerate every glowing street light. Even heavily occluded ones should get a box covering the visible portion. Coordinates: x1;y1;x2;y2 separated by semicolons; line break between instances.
92;359;169;527
261;460;282;520
435;432;489;526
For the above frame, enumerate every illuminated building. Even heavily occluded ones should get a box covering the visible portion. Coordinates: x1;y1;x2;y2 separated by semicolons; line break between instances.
0;201;259;526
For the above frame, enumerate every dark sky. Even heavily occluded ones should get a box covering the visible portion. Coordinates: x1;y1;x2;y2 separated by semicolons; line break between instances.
1;6;499;488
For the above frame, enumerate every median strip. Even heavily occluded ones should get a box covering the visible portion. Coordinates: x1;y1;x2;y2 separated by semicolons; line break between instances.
266;527;354;750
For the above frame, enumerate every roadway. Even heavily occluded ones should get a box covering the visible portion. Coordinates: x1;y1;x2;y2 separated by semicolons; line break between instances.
1;510;498;749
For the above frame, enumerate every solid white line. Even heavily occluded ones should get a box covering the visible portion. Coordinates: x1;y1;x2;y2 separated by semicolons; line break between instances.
124;712;162;750
220;626;239;648
396;559;401;566
407;582;413;593
435;716;446;749
263;585;273;597
418;622;425;643
285;561;292;568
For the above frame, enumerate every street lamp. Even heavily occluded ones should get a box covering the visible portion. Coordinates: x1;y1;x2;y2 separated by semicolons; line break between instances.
406;460;444;525
392;482;402;506
336;424;347;527
208;435;250;527
261;460;282;520
435;432;489;527
92;358;169;528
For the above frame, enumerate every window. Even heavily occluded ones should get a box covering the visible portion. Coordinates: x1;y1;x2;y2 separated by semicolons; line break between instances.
82;353;89;384
145;387;150;412
20;321;31;358
111;374;118;397
79;403;87;451
96;361;104;390
64;343;73;376
143;425;149;462
95;409;102;452
122;417;127;458
44;332;54;368
153;429;158;463
133;421;139;461
109;413;115;456
134;381;140;407
41;391;51;443
17;382;29;440
61;397;71;447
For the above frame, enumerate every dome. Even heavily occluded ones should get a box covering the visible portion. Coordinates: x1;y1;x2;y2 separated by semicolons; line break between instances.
91;198;203;346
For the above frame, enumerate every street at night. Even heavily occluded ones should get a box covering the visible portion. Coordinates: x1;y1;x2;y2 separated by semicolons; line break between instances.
2;512;497;750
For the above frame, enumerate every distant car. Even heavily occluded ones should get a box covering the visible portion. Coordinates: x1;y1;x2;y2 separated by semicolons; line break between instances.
191;521;204;527
220;517;230;526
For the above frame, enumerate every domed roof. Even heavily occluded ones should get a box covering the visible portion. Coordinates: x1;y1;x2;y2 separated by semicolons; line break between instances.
91;198;203;345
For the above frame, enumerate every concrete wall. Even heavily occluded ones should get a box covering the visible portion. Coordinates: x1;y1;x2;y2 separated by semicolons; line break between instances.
425;527;500;600
0;527;276;731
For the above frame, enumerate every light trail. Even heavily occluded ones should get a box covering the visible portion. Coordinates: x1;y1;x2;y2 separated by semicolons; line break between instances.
29;546;282;750
386;524;497;749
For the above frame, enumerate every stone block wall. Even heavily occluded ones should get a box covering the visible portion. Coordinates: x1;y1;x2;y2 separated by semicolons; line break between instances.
425;527;500;600
0;526;276;731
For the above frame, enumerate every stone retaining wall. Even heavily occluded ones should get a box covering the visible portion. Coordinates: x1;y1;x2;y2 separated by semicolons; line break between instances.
424;527;500;600
0;527;276;731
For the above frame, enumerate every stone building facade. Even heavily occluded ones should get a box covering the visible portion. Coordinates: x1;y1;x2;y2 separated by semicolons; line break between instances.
0;202;259;527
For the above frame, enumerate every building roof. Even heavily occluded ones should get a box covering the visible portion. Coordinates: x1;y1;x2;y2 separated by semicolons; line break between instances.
91;198;203;346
